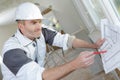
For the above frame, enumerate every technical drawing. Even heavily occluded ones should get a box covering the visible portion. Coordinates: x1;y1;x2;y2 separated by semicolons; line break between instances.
100;19;120;73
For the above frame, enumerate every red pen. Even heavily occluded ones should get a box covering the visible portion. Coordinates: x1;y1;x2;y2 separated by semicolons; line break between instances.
93;50;107;54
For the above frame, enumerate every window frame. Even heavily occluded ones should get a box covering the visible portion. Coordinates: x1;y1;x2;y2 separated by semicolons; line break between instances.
109;0;120;23
82;0;106;28
101;0;120;25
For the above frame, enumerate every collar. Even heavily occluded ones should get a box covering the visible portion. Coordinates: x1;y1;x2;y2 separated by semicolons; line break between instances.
15;29;33;47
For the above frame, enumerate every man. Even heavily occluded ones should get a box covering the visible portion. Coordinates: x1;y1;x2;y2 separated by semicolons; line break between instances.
1;2;105;80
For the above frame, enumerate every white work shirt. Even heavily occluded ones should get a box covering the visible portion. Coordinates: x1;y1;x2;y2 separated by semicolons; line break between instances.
1;28;69;80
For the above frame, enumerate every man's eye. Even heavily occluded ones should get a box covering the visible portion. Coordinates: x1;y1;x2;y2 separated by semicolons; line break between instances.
33;22;37;24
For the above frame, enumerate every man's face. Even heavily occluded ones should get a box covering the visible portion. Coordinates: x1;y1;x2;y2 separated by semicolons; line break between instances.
18;19;42;40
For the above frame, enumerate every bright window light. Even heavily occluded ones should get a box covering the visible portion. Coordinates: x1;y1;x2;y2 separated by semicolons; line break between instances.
0;7;16;26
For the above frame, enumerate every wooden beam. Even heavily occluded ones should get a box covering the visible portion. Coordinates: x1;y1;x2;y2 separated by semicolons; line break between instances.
42;6;52;15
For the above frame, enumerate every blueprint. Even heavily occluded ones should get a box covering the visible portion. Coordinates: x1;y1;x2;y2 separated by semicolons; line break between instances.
100;19;120;73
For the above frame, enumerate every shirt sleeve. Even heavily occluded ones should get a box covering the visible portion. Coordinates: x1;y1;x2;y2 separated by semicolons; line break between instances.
67;35;76;49
42;27;76;50
52;33;76;50
42;28;57;45
18;61;45;80
3;48;45;80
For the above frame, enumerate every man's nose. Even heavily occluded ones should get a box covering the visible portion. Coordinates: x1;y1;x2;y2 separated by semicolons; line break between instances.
36;23;42;28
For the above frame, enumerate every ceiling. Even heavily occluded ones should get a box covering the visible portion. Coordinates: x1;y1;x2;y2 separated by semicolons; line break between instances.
0;0;32;12
0;0;57;13
0;0;84;36
0;0;67;26
0;0;52;26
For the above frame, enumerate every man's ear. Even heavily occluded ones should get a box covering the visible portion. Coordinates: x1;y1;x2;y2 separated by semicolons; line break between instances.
18;22;25;32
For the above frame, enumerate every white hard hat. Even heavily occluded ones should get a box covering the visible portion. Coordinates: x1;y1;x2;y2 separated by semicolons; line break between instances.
15;2;43;20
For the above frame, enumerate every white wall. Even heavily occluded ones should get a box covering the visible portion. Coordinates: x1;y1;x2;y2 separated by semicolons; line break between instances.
36;0;87;34
0;23;17;53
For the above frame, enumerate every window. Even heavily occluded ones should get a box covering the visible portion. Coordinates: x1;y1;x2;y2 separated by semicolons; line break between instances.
109;0;120;21
101;0;120;25
82;0;106;28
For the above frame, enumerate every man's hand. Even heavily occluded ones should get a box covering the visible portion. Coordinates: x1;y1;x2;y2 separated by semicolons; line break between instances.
94;38;105;49
43;51;96;80
71;51;95;69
